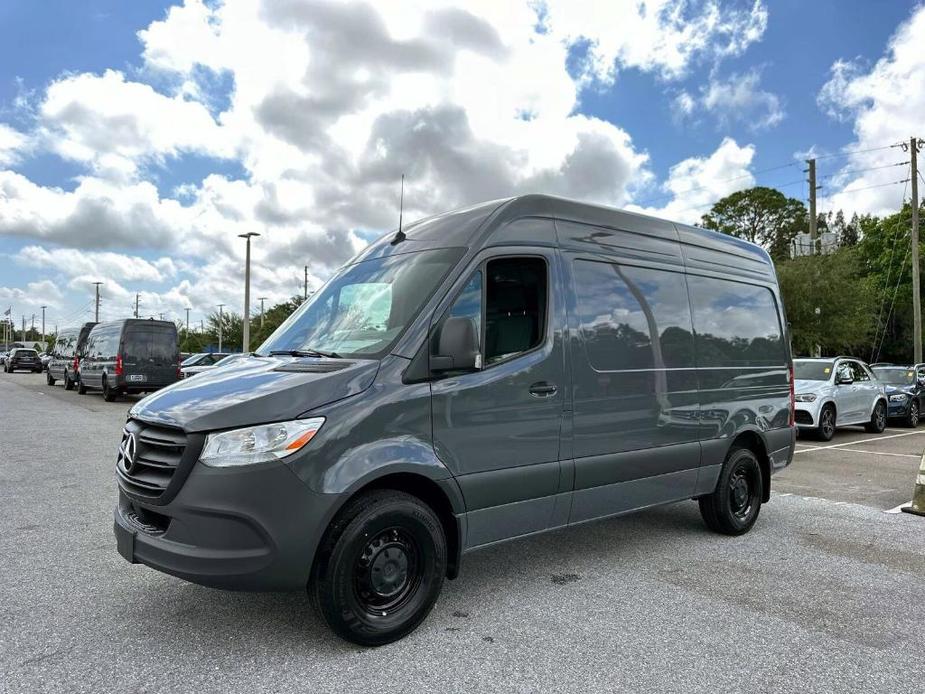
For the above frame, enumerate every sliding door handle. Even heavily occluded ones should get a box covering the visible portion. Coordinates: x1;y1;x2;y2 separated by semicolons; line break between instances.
529;381;558;397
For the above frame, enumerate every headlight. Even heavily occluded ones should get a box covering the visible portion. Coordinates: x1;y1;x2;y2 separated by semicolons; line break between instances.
889;393;909;402
794;393;817;402
200;417;325;467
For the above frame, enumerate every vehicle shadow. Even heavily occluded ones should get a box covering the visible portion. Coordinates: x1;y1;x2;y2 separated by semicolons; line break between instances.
117;502;713;653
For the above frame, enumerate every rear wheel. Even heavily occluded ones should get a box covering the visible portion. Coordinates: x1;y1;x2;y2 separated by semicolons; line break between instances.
310;489;446;646
699;447;763;536
865;400;886;433
46;370;56;386
102;376;118;402
907;400;920;428
77;377;87;395
64;372;74;391
815;404;836;441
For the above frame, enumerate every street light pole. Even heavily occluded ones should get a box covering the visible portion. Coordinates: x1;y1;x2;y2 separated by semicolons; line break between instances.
40;305;46;348
238;232;260;352
257;297;267;329
216;304;225;352
93;282;103;322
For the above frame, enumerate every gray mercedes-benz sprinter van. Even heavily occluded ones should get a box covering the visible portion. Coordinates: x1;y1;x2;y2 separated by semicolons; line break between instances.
114;195;795;646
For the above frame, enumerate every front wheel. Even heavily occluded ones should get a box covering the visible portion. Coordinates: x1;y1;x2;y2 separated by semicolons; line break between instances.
816;404;836;441
907;401;920;428
311;490;446;646
699;447;763;536
865;400;887;433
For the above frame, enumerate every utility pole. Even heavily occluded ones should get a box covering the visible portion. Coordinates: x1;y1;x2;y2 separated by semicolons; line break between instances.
134;293;140;318
40;305;46;348
30;314;35;340
805;158;819;254
21;315;26;343
258;297;267;329
217;304;225;352
93;282;103;322
912;137;922;363
304;265;308;301
239;232;260;352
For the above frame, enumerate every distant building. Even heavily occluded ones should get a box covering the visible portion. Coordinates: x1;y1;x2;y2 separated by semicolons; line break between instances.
791;231;838;258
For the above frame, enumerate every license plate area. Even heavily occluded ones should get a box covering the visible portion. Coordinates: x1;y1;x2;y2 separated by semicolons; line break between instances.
127;374;146;382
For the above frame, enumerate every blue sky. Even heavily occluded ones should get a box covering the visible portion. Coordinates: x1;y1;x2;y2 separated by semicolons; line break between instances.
0;0;922;331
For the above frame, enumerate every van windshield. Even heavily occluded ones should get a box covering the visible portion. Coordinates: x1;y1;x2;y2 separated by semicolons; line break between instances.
258;248;461;359
794;360;834;381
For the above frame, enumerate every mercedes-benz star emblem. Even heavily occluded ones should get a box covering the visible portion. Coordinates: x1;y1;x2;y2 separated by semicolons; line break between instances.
122;432;138;474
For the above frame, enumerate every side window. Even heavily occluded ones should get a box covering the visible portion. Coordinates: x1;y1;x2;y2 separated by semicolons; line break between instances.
574;259;694;371
484;257;546;364
836;362;852;382
850;362;869;381
687;276;786;367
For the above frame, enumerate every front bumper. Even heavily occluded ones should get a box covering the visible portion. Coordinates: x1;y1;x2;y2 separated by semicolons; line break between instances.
794;400;822;428
114;460;341;591
887;398;912;418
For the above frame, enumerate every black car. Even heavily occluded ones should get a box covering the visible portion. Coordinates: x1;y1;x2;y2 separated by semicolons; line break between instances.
4;348;42;373
79;319;179;401
872;364;925;427
46;322;97;390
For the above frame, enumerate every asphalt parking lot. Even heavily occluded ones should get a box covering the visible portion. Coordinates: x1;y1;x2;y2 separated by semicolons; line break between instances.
2;371;924;693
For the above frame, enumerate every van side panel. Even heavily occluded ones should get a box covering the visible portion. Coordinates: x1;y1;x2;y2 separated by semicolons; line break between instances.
557;220;703;523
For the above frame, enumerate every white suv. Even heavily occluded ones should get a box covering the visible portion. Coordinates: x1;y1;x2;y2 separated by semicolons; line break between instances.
793;357;887;441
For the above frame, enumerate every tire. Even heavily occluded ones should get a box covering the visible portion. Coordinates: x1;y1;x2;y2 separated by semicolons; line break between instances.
64;372;74;391
815;404;836;441
46;370;56;386
77;378;87;395
907;400;920;428
865;400;887;433
699;447;763;536
102;377;118;402
310;489;446;647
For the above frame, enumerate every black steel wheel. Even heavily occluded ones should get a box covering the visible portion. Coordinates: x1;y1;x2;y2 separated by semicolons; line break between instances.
699;447;763;536
311;489;446;646
64;372;74;391
46;370;56;386
816;404;835;441
865;400;886;433
77;377;87;395
102;376;118;402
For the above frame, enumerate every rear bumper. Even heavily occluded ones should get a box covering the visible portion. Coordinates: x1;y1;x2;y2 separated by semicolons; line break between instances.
114;460;341;591
767;425;796;475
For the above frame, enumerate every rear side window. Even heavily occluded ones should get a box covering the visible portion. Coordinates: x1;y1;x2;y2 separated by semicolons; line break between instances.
574;259;694;371
687;276;786;367
125;327;178;363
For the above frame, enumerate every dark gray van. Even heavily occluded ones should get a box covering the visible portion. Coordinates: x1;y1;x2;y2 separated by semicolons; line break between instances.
81;319;179;401
46;322;97;390
113;195;795;646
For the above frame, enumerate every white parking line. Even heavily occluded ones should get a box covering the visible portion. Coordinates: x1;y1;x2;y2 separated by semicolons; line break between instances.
832;447;921;459
792;428;925;454
885;502;912;514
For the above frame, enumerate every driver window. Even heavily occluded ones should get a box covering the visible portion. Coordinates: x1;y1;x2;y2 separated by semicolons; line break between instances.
850;362;868;381
836;362;852;382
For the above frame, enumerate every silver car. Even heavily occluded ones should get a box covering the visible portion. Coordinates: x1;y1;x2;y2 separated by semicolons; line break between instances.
793;357;887;440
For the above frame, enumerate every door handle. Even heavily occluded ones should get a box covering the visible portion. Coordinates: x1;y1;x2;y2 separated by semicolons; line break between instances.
529;381;558;397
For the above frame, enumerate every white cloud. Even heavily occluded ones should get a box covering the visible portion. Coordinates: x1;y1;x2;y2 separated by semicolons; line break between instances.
629;137;756;223
817;5;925;215
675;69;784;130
0;123;29;165
0;0;771;325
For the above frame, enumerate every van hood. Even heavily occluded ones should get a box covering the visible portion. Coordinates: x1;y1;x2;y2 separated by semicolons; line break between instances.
130;356;380;432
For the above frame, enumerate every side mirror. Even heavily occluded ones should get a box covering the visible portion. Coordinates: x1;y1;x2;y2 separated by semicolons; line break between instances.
836;372;853;385
431;316;480;373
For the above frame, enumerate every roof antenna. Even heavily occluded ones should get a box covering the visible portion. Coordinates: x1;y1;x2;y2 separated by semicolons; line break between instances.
391;174;406;245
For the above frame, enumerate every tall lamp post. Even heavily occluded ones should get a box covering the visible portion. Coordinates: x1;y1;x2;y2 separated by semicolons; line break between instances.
238;232;260;353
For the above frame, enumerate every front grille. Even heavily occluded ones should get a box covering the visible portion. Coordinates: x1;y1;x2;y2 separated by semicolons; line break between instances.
116;419;190;501
794;410;814;425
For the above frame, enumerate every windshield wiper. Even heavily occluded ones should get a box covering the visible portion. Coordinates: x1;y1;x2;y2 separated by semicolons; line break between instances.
269;348;341;359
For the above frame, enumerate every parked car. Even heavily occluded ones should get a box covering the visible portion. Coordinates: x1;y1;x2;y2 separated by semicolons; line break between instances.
79;318;179;401
4;347;42;373
0;351;6;366
46;322;97;390
114;194;796;646
793;357;887;440
39;352;52;370
181;352;248;378
179;352;230;378
872;364;925;427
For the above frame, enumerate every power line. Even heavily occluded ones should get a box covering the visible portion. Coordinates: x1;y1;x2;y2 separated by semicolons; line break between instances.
819;161;909;179
814;143;898;161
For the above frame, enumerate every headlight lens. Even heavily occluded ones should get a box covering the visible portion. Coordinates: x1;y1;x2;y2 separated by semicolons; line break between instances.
200;417;325;467
794;393;817;402
889;393;909;402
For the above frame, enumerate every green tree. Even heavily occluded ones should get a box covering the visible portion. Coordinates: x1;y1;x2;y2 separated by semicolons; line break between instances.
777;248;877;357
205;310;244;352
700;186;807;262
